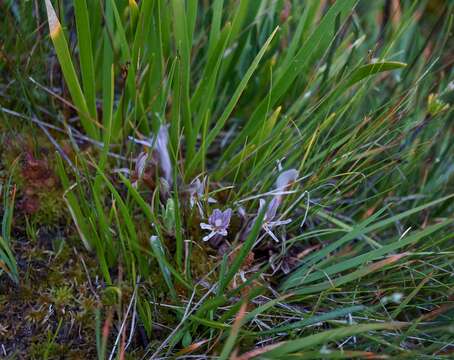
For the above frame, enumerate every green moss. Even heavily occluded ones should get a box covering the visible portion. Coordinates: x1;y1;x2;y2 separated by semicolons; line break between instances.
51;286;73;308
189;243;218;282
29;193;67;226
0;231;101;357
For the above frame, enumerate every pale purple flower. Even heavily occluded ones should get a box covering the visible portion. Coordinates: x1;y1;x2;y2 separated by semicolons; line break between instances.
112;151;149;187
245;169;298;242
275;169;298;191
156;125;172;186
257;198;291;242
189;176;217;217
200;208;232;242
128;125;173;186
238;206;247;219
132;151;148;188
274;169;298;205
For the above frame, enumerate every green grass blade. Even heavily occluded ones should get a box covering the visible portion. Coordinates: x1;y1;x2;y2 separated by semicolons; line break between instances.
187;26;279;176
220;0;358;162
44;0;98;139
283;194;454;290
74;0;97;120
0;173;18;284
289;221;450;291
55;154;93;251
262;323;404;357
219;203;266;292
171;0;193;159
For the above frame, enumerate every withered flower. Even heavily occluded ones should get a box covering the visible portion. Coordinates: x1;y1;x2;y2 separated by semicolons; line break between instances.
189;176;217;217
155;125;172;186
128;124;173;186
131;151;148;188
246;168;298;242
257;198;291;243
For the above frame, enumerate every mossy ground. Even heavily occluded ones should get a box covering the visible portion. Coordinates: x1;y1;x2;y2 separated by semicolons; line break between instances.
0;234;98;358
0;131;93;357
0;128;192;358
0;130;116;358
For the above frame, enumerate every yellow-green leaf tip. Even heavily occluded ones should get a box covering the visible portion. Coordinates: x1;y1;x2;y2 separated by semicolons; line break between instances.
44;0;61;38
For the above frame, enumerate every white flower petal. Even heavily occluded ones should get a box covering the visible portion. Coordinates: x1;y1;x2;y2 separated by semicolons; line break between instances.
217;229;228;237
200;223;212;230
112;168;131;174
197;202;205;218
270;218;292;227
128;136;153;147
264;227;280;243
203;232;216;242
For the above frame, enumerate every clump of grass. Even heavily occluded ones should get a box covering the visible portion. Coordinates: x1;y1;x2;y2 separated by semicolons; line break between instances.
0;169;19;284
1;0;454;358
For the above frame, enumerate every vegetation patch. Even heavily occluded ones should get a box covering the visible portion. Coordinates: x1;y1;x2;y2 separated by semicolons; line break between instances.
1;0;453;358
